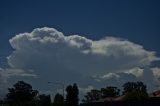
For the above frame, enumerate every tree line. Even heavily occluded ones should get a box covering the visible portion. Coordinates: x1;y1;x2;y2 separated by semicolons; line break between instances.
0;81;78;106
0;81;149;106
82;81;148;104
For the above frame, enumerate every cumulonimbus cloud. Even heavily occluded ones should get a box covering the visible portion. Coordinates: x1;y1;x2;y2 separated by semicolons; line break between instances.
0;27;160;98
8;27;159;75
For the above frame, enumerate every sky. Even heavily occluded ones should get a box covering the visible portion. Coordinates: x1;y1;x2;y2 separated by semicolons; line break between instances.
0;0;160;100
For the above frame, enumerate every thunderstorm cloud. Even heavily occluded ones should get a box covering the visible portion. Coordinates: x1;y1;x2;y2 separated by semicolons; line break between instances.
0;27;160;97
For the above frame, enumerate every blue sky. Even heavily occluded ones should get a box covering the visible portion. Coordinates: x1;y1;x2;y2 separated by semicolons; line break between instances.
0;0;160;99
1;0;160;54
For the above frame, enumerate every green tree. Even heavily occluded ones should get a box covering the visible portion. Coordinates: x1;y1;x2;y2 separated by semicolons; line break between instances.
82;89;101;103
5;81;38;106
53;93;64;106
101;86;120;98
66;85;72;106
72;83;79;106
0;100;3;105
123;81;147;94
123;81;148;101
38;94;51;106
124;92;148;101
65;83;79;106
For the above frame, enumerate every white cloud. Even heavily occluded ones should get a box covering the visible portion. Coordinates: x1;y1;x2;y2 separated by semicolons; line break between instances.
152;67;160;78
125;67;144;77
0;68;36;78
79;85;95;99
0;27;160;98
98;73;120;80
8;27;159;75
91;72;137;87
79;85;94;94
0;68;37;98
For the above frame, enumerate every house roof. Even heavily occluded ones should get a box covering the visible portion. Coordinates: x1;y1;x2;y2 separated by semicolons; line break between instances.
151;90;160;97
96;96;125;102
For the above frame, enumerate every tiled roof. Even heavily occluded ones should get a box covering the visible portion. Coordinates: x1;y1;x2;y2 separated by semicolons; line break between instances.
151;90;160;97
96;96;124;102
